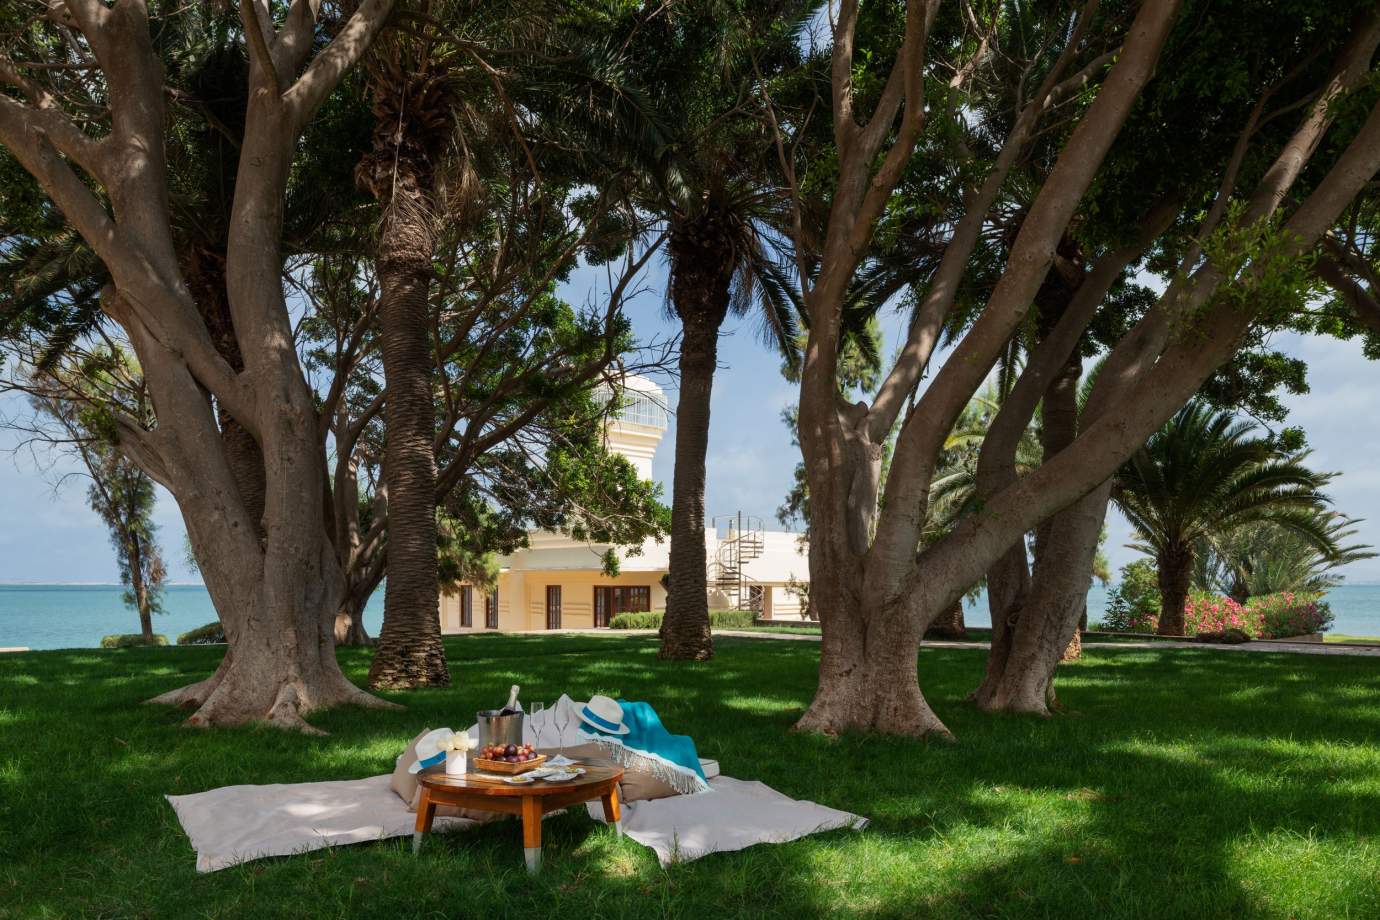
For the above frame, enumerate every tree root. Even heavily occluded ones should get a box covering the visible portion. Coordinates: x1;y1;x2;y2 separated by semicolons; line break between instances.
793;697;954;740
147;654;399;732
145;652;231;709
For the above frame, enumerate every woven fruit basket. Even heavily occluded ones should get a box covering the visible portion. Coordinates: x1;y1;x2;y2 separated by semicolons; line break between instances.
473;744;546;774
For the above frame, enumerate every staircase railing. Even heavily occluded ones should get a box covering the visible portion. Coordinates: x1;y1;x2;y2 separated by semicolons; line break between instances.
709;513;767;610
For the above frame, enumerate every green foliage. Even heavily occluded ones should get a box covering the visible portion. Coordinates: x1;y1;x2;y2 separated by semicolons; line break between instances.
99;634;167;649
609;609;755;630
1196;512;1376;598
1250;592;1335;638
436;511;501;595
1100;561;1162;633
608;611;663;630
29;349;168;631
1114;401;1341;616
176;622;226;646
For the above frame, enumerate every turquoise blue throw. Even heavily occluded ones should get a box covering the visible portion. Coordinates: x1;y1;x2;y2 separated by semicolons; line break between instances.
581;700;708;794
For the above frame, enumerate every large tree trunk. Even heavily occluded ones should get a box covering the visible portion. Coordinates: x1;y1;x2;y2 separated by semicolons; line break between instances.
186;247;268;536
975;486;1105;712
973;244;1092;709
365;196;447;688
141;346;391;729
1157;544;1193;636
660;218;735;661
972;352;1101;712
335;593;373;646
793;544;953;738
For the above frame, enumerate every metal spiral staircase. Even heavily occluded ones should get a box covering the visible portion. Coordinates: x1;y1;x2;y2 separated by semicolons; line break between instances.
708;513;766;611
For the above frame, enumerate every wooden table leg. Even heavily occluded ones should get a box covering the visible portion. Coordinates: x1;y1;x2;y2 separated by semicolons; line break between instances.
521;795;543;874
413;787;437;854
601;783;623;837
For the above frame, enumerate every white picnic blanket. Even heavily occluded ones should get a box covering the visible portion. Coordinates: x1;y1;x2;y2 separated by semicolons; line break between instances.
585;775;867;866
166;774;475;873
167;770;865;872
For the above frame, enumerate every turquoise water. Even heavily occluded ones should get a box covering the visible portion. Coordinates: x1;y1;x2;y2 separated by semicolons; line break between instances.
0;585;383;651
1;583;1378;651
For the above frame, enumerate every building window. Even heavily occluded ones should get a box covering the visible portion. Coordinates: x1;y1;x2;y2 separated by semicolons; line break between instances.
595;585;651;626
546;585;562;630
485;590;498;629
460;586;472;628
621;586;651;613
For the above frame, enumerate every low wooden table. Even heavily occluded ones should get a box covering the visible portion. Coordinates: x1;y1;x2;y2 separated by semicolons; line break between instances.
414;765;624;874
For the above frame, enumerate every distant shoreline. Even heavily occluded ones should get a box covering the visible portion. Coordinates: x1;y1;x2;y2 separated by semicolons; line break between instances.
0;582;208;588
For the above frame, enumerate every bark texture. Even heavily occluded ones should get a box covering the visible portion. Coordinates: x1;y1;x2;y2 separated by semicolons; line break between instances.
660;215;736;661
1156;544;1192;636
358;54;451;689
335;593;373;646
927;602;967;639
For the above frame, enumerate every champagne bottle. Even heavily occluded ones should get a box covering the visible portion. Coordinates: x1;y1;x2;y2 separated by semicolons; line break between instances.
500;684;521;715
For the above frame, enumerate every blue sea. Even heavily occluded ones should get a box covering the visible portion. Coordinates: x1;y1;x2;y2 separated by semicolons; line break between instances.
0;585;384;651
2;583;1379;651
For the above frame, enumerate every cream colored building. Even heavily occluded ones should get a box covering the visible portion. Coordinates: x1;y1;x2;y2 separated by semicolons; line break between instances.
438;376;810;633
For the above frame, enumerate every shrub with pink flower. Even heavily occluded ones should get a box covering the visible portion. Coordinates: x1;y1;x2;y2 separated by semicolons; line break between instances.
1181;592;1262;636
1247;592;1333;638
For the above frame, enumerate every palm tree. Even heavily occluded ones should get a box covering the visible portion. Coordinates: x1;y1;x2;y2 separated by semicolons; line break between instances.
1196;510;1375;601
355;11;470;689
1112;402;1339;635
563;2;810;660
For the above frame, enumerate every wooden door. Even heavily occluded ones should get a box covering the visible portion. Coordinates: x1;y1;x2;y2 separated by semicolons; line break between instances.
485;590;498;629
460;586;472;627
546;585;562;629
593;586;612;628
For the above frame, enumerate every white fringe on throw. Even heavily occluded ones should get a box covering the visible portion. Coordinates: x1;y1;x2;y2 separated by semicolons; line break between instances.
580;730;711;795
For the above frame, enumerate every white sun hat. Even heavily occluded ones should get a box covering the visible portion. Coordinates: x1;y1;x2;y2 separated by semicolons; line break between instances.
575;695;630;735
407;728;457;774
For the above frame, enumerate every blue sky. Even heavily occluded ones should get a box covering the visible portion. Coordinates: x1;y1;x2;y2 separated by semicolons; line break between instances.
2;257;1378;584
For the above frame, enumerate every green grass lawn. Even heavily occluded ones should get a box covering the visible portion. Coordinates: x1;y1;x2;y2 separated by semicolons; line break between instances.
3;635;1380;919
1324;634;1380;646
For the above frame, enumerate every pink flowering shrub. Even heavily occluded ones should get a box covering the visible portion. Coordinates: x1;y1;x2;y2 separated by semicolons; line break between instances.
1182;592;1261;636
1247;592;1333;638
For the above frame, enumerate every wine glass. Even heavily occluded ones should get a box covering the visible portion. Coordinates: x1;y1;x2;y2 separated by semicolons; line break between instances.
529;702;546;751
553;698;571;757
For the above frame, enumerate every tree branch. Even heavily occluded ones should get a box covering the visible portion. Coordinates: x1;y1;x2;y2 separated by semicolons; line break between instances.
282;0;396;133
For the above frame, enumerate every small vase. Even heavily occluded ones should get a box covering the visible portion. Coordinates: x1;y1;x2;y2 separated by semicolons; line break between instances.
445;750;467;776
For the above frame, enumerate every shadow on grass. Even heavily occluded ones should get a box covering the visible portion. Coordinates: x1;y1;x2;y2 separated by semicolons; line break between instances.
2;636;1379;918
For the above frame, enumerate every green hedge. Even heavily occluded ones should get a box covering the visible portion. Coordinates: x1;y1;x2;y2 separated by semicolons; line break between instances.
100;634;168;649
177;621;226;645
709;609;755;628
609;611;662;629
608;609;757;630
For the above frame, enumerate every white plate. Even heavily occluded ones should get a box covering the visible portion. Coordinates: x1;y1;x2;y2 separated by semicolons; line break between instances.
540;770;579;782
500;774;536;785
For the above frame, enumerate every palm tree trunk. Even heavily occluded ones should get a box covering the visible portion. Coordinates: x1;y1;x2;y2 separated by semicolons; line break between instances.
927;601;967;639
1157;544;1193;635
661;316;720;660
660;218;735;661
366;195;448;689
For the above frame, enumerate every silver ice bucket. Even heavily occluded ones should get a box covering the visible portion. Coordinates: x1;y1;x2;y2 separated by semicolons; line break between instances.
476;709;524;750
